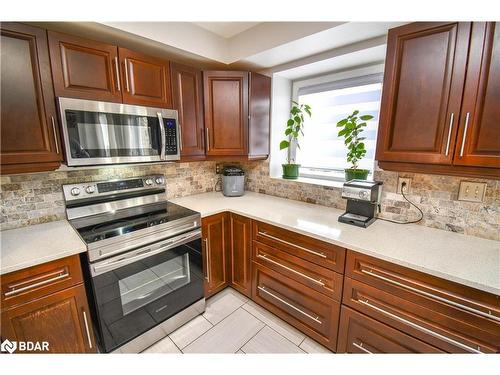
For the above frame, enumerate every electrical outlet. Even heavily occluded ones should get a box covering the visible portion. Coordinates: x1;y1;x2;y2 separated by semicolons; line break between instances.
458;181;487;202
397;177;412;194
215;164;224;174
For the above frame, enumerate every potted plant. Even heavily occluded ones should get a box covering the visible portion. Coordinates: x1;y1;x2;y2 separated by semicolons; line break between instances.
279;101;312;179
336;110;373;181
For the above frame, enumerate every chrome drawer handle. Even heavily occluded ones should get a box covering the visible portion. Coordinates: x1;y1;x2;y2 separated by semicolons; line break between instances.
352;342;372;354
257;286;322;324
445;112;454;156
459;112;470;157
258;231;327;259
361;268;500;323
4;272;69;297
82;310;93;349
358;298;483;353
257;254;325;286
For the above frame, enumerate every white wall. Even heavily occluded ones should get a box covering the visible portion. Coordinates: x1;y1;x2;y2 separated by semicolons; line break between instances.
269;74;293;178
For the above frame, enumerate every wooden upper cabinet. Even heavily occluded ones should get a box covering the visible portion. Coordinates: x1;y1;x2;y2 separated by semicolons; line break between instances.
171;62;205;159
119;48;172;108
376;22;471;165
48;31;122;102
1;23;62;174
454;22;500;168
202;213;230;297
204;71;249;156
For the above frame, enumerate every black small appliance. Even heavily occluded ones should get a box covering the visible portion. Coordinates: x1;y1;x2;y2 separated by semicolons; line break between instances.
338;180;383;228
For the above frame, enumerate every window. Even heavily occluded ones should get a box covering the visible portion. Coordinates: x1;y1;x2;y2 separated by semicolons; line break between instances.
295;73;383;182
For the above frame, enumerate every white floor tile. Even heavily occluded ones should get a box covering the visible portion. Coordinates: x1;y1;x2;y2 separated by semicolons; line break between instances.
169;315;213;349
299;337;332;353
142;336;181;354
242;300;306;345
203;288;248;325
183;308;264;353
241;326;305;354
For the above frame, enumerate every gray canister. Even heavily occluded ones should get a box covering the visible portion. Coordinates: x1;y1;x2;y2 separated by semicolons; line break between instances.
222;166;245;197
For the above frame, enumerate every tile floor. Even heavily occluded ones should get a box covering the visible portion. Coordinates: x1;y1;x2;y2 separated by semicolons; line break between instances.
142;287;332;354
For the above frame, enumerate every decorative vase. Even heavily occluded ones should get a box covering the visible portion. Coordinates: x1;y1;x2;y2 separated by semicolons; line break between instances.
344;168;369;181
282;164;300;179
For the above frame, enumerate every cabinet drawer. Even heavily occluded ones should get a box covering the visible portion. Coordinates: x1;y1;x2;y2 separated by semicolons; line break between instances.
252;262;340;351
346;251;500;343
253;220;345;273
343;277;499;353
1;255;84;310
338;305;443;353
253;240;343;301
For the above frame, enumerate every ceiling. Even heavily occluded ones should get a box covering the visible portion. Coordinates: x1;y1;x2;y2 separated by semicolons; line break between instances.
194;22;261;38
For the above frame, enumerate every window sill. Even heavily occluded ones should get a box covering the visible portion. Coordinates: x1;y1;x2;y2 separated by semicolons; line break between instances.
270;175;344;189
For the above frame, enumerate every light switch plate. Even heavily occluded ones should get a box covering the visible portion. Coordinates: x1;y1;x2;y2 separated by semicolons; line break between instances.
458;181;487;202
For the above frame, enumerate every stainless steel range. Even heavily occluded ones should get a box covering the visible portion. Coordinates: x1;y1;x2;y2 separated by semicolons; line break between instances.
63;175;205;353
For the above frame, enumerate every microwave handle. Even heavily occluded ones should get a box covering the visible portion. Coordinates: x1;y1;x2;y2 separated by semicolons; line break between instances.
157;112;166;160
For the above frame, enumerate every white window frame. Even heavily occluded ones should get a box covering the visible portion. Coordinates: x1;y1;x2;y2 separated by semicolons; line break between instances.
291;64;384;183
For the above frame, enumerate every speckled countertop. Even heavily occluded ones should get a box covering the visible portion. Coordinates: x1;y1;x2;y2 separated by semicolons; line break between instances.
172;191;500;295
0;220;86;275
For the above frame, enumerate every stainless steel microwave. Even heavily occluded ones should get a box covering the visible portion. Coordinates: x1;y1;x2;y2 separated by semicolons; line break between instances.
58;97;180;166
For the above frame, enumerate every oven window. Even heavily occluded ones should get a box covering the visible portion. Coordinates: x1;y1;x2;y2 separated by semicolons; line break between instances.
119;253;190;315
64;110;162;158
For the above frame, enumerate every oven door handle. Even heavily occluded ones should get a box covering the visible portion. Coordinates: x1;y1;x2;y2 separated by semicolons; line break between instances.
91;229;201;276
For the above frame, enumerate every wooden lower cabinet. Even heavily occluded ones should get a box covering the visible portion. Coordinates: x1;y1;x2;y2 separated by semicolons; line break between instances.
252;262;340;351
0;255;96;353
229;213;252;297
337;306;443;353
202;213;230;297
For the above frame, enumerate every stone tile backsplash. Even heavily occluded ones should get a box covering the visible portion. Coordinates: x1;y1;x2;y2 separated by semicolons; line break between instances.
1;160;498;241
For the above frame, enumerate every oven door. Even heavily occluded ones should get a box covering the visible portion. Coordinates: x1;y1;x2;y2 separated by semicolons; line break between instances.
58;97;179;166
88;229;203;353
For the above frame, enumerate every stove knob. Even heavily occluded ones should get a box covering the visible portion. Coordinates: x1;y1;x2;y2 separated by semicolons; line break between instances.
70;187;81;196
85;186;95;194
358;191;368;199
155;177;164;185
145;178;153;186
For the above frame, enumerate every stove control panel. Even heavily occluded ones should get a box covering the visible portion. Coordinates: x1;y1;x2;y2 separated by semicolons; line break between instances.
63;175;166;202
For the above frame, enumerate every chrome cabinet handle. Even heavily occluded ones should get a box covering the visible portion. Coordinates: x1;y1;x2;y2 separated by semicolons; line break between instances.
358;298;483;353
258;286;322;324
51;116;60;154
114;57;121;91
257;254;325;286
352;342;372;354
360;268;500;322
445;112;454;156
205;128;210;152
258;231;327;259
157;112;166;160
5;272;69;297
82;310;93;349
124;59;130;92
459;112;470;157
204;238;210;283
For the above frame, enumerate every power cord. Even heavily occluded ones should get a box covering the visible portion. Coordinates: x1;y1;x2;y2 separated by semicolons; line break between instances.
378;182;424;225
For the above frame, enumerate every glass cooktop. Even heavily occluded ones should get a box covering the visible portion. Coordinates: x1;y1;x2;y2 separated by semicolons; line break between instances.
76;202;198;244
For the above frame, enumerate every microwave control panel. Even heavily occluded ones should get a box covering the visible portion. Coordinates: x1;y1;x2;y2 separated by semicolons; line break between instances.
164;118;178;155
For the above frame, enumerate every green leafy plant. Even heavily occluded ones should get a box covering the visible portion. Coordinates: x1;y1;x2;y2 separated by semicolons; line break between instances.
279;101;312;164
336;110;373;170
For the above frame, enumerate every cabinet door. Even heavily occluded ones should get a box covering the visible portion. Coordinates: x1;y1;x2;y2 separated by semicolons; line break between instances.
202;213;230;297
248;72;271;159
203;71;249;156
171;63;205;159
454;22;500;168
1;23;62;174
48;31;121;102
1;284;96;353
229;213;252;297
376;22;471;165
119;48;172;108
